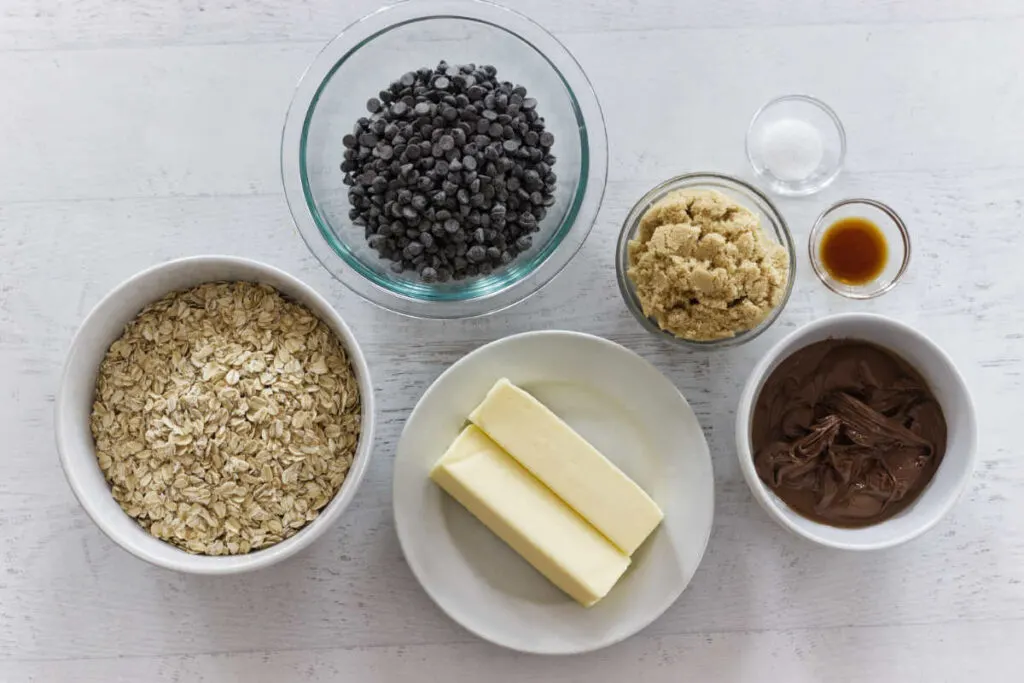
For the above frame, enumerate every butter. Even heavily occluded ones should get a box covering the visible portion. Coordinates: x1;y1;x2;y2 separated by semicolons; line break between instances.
469;379;663;555
430;425;630;607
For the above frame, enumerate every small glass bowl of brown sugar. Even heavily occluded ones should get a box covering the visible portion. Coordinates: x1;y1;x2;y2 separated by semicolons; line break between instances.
616;173;796;349
809;198;910;299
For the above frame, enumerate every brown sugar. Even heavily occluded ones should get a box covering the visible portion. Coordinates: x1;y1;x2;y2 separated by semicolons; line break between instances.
626;189;790;341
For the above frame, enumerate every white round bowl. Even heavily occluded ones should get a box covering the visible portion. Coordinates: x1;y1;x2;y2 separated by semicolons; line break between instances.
735;313;976;550
55;256;376;573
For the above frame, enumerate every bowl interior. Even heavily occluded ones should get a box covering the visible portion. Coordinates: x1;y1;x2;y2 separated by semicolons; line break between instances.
56;257;375;573
738;315;976;550
616;173;796;349
810;199;910;299
747;95;846;196
300;14;586;302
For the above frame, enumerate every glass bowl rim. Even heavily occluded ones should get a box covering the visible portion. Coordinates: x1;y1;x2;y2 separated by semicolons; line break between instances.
808;197;912;300
280;0;609;319
745;93;848;197
615;172;797;350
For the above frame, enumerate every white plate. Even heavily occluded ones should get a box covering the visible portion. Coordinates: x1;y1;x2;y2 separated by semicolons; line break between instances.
393;331;714;654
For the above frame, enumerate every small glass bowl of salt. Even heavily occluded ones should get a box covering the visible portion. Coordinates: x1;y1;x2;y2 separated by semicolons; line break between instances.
746;94;846;197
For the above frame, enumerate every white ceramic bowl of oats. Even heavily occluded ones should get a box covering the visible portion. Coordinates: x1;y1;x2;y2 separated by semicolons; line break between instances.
55;255;375;574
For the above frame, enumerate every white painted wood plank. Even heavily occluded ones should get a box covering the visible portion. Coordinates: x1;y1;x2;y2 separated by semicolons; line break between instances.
2;0;1024;677
0;44;317;202
3;0;1023;50
8;620;1022;682
2;19;1023;202
1;168;1021;660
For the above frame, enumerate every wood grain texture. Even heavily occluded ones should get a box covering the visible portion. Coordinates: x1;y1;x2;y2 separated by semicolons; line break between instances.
4;17;1024;202
1;0;1022;680
6;621;1019;683
3;0;1023;50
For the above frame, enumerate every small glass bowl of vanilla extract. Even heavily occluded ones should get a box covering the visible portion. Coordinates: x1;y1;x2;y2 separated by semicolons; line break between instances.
809;198;910;299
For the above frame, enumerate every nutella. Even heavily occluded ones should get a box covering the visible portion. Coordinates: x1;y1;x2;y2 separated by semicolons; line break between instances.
751;340;947;527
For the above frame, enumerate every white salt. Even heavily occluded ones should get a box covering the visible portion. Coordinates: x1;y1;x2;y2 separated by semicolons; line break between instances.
759;118;823;181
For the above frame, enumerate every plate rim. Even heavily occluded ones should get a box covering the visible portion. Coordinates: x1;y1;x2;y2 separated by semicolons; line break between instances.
392;329;715;654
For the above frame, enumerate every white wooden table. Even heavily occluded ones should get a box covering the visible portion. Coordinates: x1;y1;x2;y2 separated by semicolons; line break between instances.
3;1;1022;680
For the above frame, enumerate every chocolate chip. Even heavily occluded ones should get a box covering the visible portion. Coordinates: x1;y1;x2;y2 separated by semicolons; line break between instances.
467;245;487;263
403;241;424;259
341;60;557;282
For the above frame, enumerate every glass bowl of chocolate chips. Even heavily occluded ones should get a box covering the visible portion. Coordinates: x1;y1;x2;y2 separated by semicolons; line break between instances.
281;0;608;318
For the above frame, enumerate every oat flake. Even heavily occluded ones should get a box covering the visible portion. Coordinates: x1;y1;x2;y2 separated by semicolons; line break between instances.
90;281;361;555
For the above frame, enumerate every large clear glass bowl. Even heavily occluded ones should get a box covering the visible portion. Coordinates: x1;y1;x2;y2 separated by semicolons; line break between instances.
615;173;796;350
281;0;608;318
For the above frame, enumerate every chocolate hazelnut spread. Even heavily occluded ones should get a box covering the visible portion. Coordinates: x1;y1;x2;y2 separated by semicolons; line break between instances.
751;339;947;527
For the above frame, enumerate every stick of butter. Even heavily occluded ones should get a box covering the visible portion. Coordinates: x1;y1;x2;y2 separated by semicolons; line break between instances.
430;425;630;607
469;378;663;555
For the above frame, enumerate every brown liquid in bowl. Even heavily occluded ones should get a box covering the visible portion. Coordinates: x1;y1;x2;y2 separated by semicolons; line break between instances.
820;217;887;285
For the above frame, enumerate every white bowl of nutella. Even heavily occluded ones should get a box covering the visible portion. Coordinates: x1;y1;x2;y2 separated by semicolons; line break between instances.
736;313;977;550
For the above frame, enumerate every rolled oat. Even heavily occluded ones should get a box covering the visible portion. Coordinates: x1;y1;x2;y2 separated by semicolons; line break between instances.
90;282;361;555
